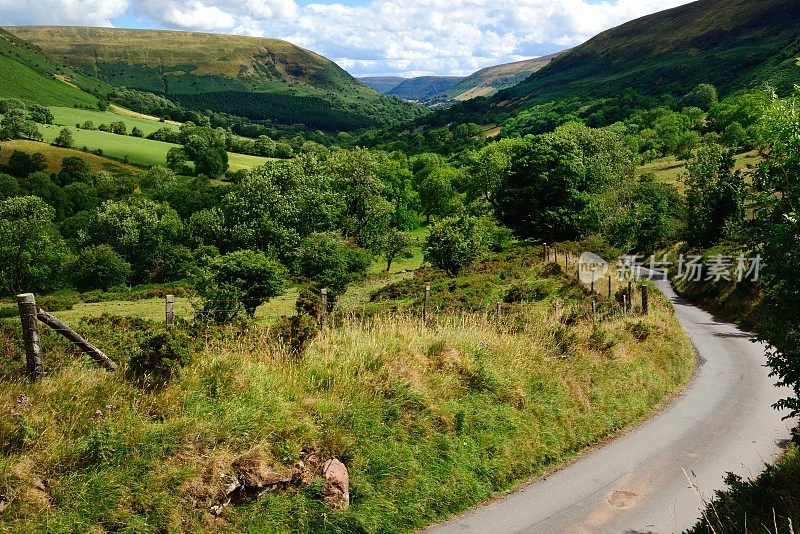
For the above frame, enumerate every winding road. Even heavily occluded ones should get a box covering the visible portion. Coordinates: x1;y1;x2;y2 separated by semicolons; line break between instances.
425;273;796;534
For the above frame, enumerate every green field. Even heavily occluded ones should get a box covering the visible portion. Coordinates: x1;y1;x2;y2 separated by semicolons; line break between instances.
641;149;762;192
49;107;179;137
36;123;270;171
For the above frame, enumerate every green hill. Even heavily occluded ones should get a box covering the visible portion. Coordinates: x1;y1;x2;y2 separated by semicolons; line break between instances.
437;0;800;124
0;28;106;107
444;54;561;102
387;76;464;102
4;26;428;131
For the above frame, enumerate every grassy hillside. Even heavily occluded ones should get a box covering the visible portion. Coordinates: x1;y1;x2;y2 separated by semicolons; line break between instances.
435;0;800;124
5;27;428;131
445;54;560;102
0;247;695;533
387;76;464;102
0;29;103;107
0;140;141;175
359;77;407;94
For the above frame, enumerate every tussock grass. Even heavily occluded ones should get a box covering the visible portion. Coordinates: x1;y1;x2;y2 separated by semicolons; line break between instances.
0;273;693;532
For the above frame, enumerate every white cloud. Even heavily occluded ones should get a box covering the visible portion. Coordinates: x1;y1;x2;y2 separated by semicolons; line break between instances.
0;0;696;76
0;0;128;27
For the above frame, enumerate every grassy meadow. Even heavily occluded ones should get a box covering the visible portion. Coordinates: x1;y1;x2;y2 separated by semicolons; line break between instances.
49;107;179;138
641;149;762;192
0;247;695;533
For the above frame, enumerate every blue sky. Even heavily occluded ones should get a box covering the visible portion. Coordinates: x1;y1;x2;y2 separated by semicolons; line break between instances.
0;0;695;77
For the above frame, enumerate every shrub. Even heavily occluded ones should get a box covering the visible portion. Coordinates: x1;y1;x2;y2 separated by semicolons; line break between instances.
129;327;193;384
273;314;319;356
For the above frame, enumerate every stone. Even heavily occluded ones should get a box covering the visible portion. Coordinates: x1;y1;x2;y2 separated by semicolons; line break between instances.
322;458;349;510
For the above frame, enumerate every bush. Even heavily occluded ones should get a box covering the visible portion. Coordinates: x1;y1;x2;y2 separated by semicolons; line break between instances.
273;314;319;356
129;327;193;384
68;245;132;292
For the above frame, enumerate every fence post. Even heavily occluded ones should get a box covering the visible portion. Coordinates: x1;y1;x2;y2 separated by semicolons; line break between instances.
496;301;501;317
565;253;568;272
641;285;649;316
608;276;612;299
592;300;597;322
542;243;547;262
165;294;174;327
423;284;431;323
628;280;633;304
554;247;558;264
320;289;329;331
623;294;628;316
17;293;43;381
590;275;595;294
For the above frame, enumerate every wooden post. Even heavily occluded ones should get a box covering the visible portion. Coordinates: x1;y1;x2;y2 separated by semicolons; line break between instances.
623;294;628;316
542;244;547;262
320;289;328;331
17;293;43;381
554;247;558;264
592;300;597;321
590;275;595;294
565;253;568;272
496;302;501;316
628;280;633;303
423;284;431;323
641;285;649;316
36;309;117;371
165;294;174;327
608;276;612;299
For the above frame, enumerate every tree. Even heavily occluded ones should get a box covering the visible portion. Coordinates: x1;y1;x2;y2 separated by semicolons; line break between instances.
750;88;800;417
424;215;486;276
0;173;21;200
197;250;286;320
682;83;718;111
684;143;746;246
7;150;46;177
68;245;132;291
379;229;414;272
0;108;42;141
109;121;127;135
417;166;456;223
130;126;144;138
28;104;54;125
165;147;191;174
294;232;371;305
87;197;182;282
0;196;69;295
57;156;92;185
53;127;74;148
194;145;228;178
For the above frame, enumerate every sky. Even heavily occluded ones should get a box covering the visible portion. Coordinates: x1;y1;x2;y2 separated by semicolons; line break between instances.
0;0;696;77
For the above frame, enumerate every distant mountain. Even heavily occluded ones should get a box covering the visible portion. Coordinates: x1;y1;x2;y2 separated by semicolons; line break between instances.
4;26;427;131
387;76;464;102
360;76;408;94
438;0;800;125
444;54;561;102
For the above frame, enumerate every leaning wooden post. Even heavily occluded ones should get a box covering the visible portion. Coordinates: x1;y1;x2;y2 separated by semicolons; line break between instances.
320;289;329;331
423;284;431;323
591;300;597;322
590;274;595;294
641;285;649;316
608;276;612;299
165;294;174;327
36;309;117;371
17;293;43;380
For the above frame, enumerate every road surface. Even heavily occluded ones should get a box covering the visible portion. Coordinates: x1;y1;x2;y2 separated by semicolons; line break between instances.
424;273;796;534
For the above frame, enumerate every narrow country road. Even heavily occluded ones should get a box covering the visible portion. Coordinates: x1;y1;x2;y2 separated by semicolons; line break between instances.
424;273;796;534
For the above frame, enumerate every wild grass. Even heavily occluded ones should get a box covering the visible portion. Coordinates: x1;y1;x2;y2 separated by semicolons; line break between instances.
0;249;695;533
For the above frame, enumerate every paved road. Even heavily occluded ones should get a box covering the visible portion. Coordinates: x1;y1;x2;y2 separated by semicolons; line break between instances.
425;274;796;534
